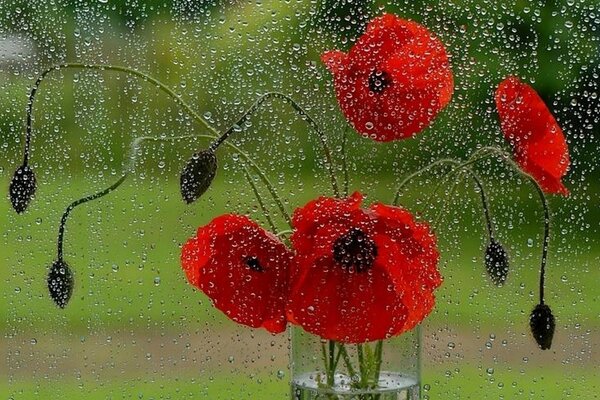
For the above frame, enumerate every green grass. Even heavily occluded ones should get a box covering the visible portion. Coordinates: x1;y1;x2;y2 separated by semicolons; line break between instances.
4;366;597;399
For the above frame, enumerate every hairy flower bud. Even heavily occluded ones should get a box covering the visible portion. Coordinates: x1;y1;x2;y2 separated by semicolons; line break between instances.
530;303;555;350
484;239;509;286
9;165;37;214
47;259;74;308
180;150;217;204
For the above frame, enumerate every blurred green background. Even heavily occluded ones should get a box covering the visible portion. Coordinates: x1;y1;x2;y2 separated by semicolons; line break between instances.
1;0;598;399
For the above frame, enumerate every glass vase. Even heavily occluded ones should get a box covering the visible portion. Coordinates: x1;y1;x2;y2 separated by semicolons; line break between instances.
290;326;421;400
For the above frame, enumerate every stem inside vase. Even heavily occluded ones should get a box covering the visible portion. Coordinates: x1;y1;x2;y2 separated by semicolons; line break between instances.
291;327;421;400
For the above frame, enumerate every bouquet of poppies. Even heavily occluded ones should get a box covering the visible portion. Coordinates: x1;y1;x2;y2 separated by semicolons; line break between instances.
176;13;566;395
9;12;566;398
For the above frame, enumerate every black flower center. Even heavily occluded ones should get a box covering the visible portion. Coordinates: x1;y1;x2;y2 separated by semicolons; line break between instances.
368;69;391;94
244;256;264;272
333;228;377;273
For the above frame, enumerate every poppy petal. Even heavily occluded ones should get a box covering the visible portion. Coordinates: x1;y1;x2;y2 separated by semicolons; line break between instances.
288;193;441;343
181;214;292;334
495;76;570;195
322;13;454;141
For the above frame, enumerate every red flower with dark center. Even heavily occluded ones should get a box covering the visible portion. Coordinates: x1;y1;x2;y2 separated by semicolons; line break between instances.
287;192;442;343
322;13;454;142
495;76;570;195
181;214;292;334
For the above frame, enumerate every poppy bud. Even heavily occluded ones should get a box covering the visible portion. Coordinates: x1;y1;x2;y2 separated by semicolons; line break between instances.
529;303;555;350
484;239;509;286
180;150;217;204
47;259;74;308
9;164;37;214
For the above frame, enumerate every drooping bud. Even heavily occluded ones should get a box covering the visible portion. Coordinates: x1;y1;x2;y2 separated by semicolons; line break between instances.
484;239;509;286
47;259;74;308
180;150;217;204
529;303;555;350
9;164;37;214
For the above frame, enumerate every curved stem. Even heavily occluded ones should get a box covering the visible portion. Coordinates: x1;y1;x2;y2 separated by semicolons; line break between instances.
127;133;293;228
435;147;550;305
56;134;199;260
417;150;498;216
56;131;294;261
533;178;550;305
241;165;278;234
407;157;495;241
337;344;357;378
341;127;350;197
201;135;293;228
470;172;495;239
23;63;218;165
135;134;293;227
431;169;465;229
484;148;551;305
209;92;340;198
276;229;293;238
57;175;126;260
392;158;462;206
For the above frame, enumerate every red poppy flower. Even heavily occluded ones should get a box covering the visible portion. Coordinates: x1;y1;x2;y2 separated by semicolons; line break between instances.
495;76;570;195
287;192;442;343
181;214;292;334
322;13;454;142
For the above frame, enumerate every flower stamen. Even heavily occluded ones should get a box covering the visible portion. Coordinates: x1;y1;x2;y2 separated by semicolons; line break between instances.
245;256;265;272
368;69;391;94
333;228;377;272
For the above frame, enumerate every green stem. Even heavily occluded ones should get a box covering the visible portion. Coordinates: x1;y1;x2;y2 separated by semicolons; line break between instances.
27;64;294;229
57;175;126;260
276;229;293;238
392;158;459;206
420;153;494;217
470;171;495;239
321;342;330;381
483;148;551;305
200;135;292;228
340;127;350;197
328;341;336;386
338;344;357;379
431;170;464;229
373;340;383;383
413;147;550;306
130;136;289;229
23;63;218;166
357;344;367;388
209;92;340;198
331;343;343;374
241;165;278;234
57;134;197;261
